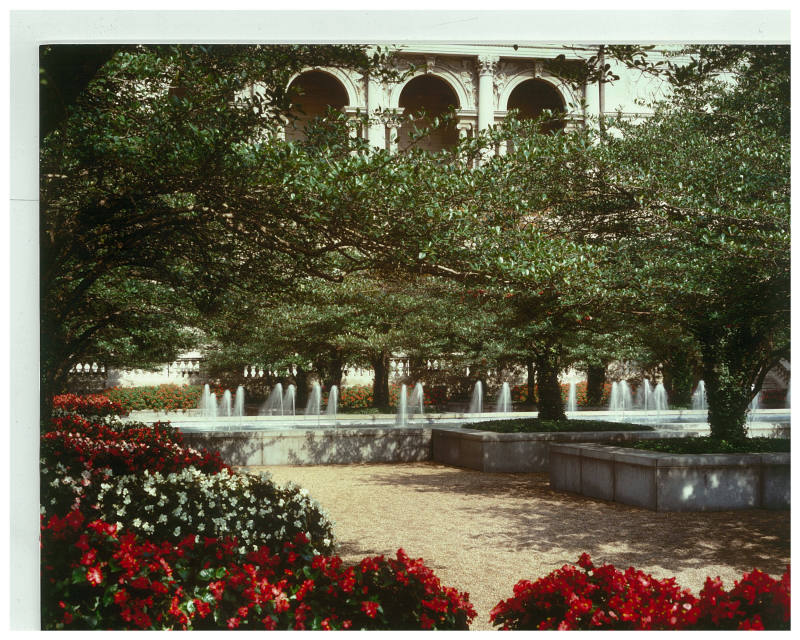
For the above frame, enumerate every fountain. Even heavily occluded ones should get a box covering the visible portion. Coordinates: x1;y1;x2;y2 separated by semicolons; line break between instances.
396;384;408;426
408;383;425;421
305;382;321;417
636;379;653;410
652;383;668;412
233;386;246;417
566;381;577;413
468;381;483;414
199;384;218;418
261;383;284;416
747;390;762;428
325;385;338;424
495;382;512;413
220;389;232;417
691;380;707;411
608;380;633;413
282;384;296;417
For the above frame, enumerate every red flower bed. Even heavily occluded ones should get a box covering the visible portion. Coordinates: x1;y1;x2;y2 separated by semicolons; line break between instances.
102;385;203;413
41;513;476;630
490;554;790;631
42;414;228;477
53;393;127;418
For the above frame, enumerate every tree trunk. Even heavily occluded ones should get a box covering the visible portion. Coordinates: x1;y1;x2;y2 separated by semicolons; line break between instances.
535;348;566;421
294;367;309;410
321;349;343;390
371;352;391;411
585;364;606;408
526;358;536;407
698;329;761;441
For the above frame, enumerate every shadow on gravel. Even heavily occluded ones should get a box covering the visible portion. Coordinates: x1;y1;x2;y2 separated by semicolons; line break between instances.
360;462;790;578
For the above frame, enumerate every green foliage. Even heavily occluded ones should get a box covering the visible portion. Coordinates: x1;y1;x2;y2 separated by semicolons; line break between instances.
39;44;392;409
623;436;790;455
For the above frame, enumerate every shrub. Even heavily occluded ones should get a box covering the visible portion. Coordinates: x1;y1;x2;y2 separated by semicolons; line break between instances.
622;436;790;455
695;568;791;630
53;393;127;418
41;512;476;630
328;384;447;411
41;417;228;478
490;554;790;631
336;385;374;410
92;467;335;557
102;384;203;413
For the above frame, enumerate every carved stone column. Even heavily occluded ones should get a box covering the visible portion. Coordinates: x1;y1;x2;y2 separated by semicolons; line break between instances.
477;55;499;131
366;73;385;149
385;111;403;154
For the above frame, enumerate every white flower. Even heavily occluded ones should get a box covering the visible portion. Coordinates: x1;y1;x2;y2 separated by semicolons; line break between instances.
173;526;181;537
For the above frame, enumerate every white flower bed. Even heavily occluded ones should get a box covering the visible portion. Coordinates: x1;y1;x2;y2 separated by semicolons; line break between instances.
93;467;335;555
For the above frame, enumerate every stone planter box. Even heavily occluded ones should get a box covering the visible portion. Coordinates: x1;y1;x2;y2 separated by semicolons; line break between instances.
431;427;700;473
549;443;790;511
182;427;432;466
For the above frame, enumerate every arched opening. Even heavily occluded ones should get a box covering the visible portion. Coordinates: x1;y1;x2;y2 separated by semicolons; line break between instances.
285;70;349;142
506;79;565;133
398;75;460;153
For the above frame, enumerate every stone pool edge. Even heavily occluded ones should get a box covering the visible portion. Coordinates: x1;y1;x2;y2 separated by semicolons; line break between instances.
548;443;790;511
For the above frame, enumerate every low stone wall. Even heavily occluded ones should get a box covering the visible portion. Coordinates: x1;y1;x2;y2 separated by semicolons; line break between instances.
181;427;432;466
549;443;790;511
430;427;700;473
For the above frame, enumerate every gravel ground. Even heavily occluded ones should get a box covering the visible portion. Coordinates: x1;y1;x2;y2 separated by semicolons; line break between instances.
246;462;790;631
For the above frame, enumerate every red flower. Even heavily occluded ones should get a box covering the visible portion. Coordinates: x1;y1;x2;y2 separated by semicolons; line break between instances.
79;549;97;566
361;601;380;618
86;564;103;586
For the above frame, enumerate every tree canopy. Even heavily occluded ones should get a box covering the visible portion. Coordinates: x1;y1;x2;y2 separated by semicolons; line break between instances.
41;44;789;438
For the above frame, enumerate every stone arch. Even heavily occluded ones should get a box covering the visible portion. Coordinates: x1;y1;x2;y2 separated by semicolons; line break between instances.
498;73;578;115
388;69;469;111
285;69;354;142
505;77;567;132
286;67;361;108
396;74;461;152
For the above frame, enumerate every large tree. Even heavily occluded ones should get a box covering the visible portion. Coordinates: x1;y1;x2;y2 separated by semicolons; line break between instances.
39;44;396;422
490;45;790;438
599;45;790;439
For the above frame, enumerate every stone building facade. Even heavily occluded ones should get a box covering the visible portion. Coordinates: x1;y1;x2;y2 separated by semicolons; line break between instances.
279;43;669;153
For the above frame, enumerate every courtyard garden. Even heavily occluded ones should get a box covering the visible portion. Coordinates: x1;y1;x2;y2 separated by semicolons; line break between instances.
36;42;790;630
40;394;790;629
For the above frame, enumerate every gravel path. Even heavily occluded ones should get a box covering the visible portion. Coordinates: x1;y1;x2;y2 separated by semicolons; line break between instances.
247;462;790;630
